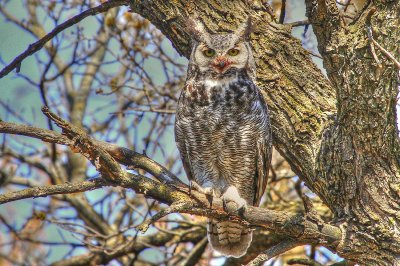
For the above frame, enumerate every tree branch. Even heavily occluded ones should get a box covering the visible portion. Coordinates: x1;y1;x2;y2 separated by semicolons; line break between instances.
0;0;128;79
177;237;208;266
287;258;324;266
246;239;305;266
286;19;310;27
0;119;184;187
279;0;287;24
0;111;342;254
51;227;205;266
0;178;107;204
0;172;342;248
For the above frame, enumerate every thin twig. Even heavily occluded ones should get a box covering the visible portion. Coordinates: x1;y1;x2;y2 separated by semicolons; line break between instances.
246;239;305;266
371;37;400;69
365;7;400;70
279;0;286;24
136;201;191;233
0;0;127;79
0;178;107;204
177;237;208;266
0;119;184;186
110;108;176;115
286;20;310;27
287;258;324;266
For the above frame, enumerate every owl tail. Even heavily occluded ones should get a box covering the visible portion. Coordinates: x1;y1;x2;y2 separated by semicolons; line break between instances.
207;218;252;258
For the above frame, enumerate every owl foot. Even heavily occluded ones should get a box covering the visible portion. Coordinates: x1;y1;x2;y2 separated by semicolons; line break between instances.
189;180;213;195
222;186;247;214
189;180;215;208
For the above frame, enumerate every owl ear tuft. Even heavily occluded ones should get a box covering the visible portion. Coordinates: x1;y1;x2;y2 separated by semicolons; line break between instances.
237;17;254;41
185;18;208;43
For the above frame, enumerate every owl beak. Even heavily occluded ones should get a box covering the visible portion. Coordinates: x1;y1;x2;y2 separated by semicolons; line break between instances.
212;56;231;73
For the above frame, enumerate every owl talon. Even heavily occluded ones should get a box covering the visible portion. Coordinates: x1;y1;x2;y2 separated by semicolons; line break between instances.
189;180;213;195
222;186;248;214
202;187;214;209
189;181;214;208
222;196;228;212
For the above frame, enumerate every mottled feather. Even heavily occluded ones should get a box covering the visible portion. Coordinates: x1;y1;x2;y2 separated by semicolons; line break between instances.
175;19;272;258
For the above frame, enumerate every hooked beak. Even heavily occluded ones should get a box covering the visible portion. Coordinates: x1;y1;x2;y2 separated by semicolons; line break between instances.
212;56;232;73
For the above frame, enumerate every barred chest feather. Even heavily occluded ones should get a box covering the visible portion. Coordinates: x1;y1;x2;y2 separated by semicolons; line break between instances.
178;74;261;116
175;71;270;197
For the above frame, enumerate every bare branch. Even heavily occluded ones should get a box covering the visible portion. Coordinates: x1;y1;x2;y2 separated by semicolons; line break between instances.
0;120;184;186
136;201;191;233
286;20;310;27
279;0;287;24
0;0;127;79
177;237;208;266
0;170;342;248
287;258;324;266
246;239;305;266
0;112;342;254
367;28;400;69
0;178;107;204
51;227;205;266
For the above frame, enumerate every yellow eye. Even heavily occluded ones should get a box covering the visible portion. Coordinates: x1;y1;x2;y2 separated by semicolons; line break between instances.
203;49;216;57
228;49;240;56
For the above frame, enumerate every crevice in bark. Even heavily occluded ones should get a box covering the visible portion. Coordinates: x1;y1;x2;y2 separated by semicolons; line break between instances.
306;0;400;264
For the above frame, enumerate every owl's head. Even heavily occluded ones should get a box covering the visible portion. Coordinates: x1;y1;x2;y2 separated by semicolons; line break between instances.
187;18;256;79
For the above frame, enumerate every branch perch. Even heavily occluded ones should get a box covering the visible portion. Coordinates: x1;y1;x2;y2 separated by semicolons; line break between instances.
0;119;184;187
0;112;342;252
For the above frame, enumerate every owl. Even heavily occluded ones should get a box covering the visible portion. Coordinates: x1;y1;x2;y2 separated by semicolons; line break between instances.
174;18;272;258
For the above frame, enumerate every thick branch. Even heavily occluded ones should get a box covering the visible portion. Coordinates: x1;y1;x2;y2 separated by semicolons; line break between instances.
0;173;342;248
0;119;342;251
0;120;184;186
304;0;342;62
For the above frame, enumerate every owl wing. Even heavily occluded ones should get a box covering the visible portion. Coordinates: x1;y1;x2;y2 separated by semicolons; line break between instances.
254;134;272;206
174;119;194;182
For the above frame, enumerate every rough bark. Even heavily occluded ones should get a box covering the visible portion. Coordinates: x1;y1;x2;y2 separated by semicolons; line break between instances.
305;0;400;264
127;0;400;264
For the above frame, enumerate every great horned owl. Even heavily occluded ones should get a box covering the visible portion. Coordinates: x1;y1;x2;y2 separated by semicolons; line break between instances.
175;18;272;258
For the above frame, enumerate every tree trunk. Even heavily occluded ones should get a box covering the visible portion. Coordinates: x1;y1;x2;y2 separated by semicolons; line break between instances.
306;0;400;264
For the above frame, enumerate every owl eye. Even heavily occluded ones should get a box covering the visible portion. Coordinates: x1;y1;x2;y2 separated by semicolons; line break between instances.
203;49;216;57
227;49;240;56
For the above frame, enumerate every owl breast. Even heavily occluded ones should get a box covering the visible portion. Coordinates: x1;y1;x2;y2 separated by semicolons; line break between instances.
175;70;270;204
